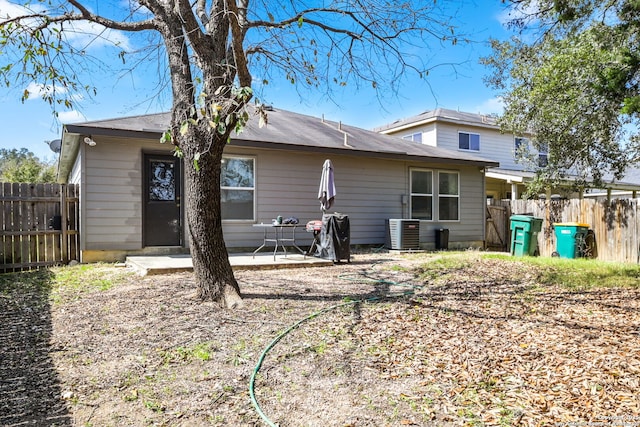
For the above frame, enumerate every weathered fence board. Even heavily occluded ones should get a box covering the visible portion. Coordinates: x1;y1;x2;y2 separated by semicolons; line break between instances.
0;183;79;272
491;198;640;263
486;204;510;251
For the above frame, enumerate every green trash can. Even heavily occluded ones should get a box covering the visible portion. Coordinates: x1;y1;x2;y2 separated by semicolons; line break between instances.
553;223;590;258
510;215;543;256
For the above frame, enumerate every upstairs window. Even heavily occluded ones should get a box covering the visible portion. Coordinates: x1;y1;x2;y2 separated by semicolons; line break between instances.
514;137;529;165
402;132;423;143
514;137;529;154
538;143;549;167
459;132;480;151
515;137;547;167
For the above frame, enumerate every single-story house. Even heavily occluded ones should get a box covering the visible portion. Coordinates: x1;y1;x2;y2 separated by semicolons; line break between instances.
57;106;498;262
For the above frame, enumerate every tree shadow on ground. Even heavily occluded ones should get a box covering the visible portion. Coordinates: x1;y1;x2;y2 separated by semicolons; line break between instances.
0;269;72;426
240;262;408;303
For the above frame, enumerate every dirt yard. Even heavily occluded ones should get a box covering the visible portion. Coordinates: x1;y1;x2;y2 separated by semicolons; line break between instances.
1;251;639;427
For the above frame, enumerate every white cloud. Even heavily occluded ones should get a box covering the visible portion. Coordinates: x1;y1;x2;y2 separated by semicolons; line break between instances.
25;82;69;100
475;97;504;115
0;0;133;52
57;110;86;123
0;0;43;20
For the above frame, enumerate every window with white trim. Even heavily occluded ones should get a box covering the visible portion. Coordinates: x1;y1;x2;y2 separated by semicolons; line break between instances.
459;132;480;151
410;169;433;220
402;132;423;143
537;143;549;167
514;137;529;156
221;156;255;220
438;172;459;221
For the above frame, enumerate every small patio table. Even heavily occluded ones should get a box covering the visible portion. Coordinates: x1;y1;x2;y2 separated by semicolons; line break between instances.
252;223;306;261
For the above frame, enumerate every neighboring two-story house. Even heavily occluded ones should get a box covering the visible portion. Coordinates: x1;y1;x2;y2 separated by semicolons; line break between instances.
375;108;546;201
375;108;640;201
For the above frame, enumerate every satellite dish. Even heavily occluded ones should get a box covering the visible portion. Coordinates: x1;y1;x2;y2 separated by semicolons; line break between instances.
46;139;62;153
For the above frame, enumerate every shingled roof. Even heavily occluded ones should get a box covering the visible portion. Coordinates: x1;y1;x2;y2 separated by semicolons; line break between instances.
374;107;499;134
59;106;498;182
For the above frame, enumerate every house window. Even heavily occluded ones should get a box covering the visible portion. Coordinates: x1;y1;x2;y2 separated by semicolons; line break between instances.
221;156;255;220
402;132;423;143
514;137;529;165
410;169;433;220
538;143;549;167
459;132;480;151
438;172;459;221
514;137;528;155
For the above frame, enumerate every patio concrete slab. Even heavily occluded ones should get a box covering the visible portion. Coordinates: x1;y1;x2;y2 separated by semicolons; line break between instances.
126;252;333;276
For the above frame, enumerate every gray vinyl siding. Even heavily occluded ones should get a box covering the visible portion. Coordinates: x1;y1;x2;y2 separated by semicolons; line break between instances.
82;135;173;251
79;136;486;254
221;147;405;248
431;123;535;171
387;122;545;172
69;155;82;184
222;147;486;249
423;124;437;146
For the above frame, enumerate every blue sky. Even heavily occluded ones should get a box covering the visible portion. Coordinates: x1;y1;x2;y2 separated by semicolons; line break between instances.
0;0;513;162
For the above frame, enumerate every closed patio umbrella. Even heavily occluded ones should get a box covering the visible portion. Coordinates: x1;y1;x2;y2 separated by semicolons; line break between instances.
315;159;350;262
318;159;336;212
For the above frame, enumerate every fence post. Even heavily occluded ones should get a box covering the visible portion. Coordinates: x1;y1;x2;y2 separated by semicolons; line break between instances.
60;184;68;264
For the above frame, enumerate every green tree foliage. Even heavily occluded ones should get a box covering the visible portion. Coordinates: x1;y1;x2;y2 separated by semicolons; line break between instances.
0;1;462;308
482;0;640;195
0;148;56;183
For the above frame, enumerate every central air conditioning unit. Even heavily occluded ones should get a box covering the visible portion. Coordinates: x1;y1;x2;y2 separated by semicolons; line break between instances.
386;219;420;250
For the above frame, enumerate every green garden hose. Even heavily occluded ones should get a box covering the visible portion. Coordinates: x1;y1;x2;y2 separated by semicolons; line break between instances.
248;265;424;426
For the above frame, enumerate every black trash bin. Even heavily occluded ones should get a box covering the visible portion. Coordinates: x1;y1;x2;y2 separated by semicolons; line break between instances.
435;228;449;250
316;213;350;262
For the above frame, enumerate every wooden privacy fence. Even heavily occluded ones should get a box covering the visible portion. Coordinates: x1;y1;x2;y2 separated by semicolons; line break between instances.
491;198;640;263
1;183;79;273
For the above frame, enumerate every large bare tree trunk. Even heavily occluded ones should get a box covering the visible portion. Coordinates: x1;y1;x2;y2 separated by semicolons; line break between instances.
181;125;243;309
158;8;244;309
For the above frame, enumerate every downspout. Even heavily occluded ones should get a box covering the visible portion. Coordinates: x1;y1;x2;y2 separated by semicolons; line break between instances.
482;167;487;250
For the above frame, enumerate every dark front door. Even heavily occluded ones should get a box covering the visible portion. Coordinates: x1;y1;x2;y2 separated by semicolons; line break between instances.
143;154;182;246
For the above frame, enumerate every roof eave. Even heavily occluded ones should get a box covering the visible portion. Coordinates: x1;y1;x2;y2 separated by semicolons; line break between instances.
57;129;81;184
64;123;162;140
378;115;501;134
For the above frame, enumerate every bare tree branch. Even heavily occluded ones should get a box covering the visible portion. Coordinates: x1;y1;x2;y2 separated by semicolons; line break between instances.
67;0;156;31
226;0;253;88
